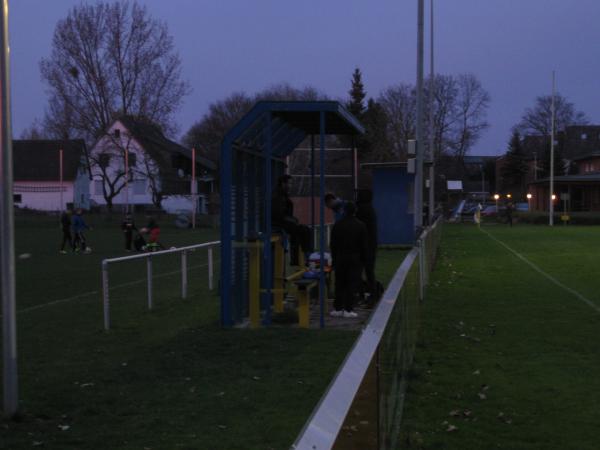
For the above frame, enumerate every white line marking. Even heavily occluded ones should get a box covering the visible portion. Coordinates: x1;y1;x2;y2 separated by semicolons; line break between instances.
480;227;600;314
12;261;219;315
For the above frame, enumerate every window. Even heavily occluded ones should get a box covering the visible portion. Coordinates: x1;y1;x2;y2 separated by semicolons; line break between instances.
98;153;111;169
95;180;103;195
13;194;21;203
127;152;137;167
114;129;120;138
133;180;146;195
581;133;588;140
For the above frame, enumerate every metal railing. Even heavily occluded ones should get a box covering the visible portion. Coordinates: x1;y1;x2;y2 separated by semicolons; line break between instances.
101;241;219;330
292;218;443;450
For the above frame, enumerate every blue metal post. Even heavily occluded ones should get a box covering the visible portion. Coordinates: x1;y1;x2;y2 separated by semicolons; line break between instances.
263;112;273;325
319;112;326;329
220;139;233;326
311;134;315;233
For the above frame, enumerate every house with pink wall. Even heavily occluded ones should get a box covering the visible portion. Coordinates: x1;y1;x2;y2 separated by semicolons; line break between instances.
13;140;91;211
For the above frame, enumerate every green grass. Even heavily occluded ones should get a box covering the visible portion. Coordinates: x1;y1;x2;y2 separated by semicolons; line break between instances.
400;224;600;450
2;214;406;449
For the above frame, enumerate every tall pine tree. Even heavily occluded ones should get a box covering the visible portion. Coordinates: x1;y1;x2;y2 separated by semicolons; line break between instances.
500;131;529;196
348;68;366;118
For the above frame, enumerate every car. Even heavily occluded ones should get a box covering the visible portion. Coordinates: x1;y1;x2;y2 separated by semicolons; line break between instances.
515;202;529;212
481;205;500;216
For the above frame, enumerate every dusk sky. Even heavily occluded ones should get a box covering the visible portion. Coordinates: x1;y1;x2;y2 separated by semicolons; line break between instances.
9;0;600;156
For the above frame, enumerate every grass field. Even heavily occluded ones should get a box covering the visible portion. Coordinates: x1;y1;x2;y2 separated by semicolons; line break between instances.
400;223;600;450
1;213;405;450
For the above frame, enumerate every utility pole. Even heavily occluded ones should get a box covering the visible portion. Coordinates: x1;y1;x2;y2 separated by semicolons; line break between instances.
428;0;435;224
549;71;555;226
414;0;425;232
1;0;18;418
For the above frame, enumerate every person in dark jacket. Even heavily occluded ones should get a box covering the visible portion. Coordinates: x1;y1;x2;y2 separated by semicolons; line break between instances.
356;189;378;305
59;209;74;253
121;213;137;251
272;175;311;265
330;202;369;318
324;193;346;222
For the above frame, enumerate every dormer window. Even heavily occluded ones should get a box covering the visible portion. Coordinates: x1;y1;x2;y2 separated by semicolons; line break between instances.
114;129;121;138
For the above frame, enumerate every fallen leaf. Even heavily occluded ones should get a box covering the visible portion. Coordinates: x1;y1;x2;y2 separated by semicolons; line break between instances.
58;425;70;431
449;410;461;417
472;369;480;375
32;442;44;447
478;393;487;400
252;376;261;381
446;424;458;432
217;425;227;430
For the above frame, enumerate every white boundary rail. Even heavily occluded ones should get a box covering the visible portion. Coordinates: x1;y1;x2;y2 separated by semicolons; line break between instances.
101;241;219;330
291;217;443;450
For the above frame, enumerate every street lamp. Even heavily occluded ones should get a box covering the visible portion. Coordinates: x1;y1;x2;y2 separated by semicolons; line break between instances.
527;193;532;211
494;194;500;214
551;194;557;201
506;193;512;200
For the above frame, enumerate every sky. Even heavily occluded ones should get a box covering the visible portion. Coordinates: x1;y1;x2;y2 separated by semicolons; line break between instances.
8;0;600;156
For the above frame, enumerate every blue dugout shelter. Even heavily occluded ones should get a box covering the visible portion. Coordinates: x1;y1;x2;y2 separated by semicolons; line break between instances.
220;101;364;327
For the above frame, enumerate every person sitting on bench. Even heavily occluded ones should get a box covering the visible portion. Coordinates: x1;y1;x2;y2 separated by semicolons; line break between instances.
271;174;311;265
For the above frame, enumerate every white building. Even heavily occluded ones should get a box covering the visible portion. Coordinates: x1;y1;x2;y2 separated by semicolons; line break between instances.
88;117;216;213
13;140;91;211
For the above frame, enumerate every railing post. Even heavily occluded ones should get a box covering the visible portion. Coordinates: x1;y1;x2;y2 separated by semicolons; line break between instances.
102;260;110;330
208;246;214;291
181;250;188;299
147;255;153;310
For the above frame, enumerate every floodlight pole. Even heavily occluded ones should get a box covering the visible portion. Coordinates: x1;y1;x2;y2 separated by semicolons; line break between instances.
414;0;425;232
191;148;197;229
428;0;435;224
549;71;555;226
0;0;18;418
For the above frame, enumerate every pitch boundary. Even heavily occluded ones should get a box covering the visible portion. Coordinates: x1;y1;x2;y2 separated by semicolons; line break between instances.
480;227;600;314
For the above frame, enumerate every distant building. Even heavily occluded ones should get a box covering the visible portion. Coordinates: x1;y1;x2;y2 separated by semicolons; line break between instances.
13;139;91;211
89;116;217;213
527;125;600;212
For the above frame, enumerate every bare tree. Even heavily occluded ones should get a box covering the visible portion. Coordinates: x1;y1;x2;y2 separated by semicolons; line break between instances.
19;119;46;139
446;74;490;159
379;73;490;162
515;93;588;137
40;1;190;142
183;83;328;189
378;83;416;159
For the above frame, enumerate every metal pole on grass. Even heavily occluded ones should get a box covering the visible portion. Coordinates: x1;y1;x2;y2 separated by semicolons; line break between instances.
0;0;18;417
414;0;425;232
192;148;197;229
208;246;214;290
181;251;188;299
102;261;110;330
428;0;435;224
549;71;556;226
147;256;153;310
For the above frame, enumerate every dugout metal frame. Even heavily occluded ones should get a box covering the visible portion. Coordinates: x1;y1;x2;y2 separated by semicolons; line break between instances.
220;101;364;327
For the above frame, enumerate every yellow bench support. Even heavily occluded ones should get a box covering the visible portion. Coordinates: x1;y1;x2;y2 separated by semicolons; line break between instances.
294;279;318;328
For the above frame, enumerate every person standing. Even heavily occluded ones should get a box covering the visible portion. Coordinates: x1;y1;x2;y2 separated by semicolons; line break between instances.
59;209;74;253
72;208;91;253
356;189;378;306
324;193;346;222
272;175;311;265
330;202;368;318
506;202;514;227
121;213;137;251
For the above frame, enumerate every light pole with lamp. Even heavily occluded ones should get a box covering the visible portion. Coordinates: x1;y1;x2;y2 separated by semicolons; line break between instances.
527;193;532;211
494;194;500;214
